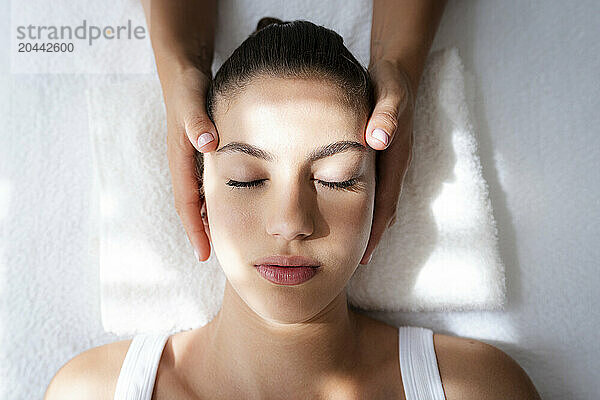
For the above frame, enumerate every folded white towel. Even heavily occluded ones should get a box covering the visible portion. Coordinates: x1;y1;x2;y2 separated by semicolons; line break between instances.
87;46;506;336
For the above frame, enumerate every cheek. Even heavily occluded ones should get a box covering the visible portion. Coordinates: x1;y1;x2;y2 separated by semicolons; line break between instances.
320;158;376;250
202;183;259;276
205;189;256;242
317;192;374;253
323;162;377;258
201;159;250;244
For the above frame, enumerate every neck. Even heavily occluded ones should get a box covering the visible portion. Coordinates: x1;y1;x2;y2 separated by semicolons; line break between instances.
199;280;364;398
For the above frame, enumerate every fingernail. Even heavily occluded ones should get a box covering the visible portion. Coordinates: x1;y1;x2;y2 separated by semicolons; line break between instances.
197;132;215;149
367;254;373;264
372;128;389;147
193;248;200;262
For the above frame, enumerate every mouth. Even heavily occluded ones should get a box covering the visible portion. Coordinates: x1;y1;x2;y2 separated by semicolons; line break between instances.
256;264;320;268
253;254;321;268
254;264;320;285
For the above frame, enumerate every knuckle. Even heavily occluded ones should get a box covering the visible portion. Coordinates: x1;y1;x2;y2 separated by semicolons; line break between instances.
183;114;212;137
377;107;399;133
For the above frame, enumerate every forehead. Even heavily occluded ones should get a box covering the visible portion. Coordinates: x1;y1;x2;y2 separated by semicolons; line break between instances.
213;77;365;146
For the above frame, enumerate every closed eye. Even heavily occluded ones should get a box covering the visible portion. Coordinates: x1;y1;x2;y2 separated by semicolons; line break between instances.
225;178;359;191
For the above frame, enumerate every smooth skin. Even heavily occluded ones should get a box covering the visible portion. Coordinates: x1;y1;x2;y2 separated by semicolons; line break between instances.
139;0;447;266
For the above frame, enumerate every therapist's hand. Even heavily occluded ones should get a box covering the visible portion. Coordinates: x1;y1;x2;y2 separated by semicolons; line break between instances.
140;0;218;262
163;65;218;261
359;59;415;265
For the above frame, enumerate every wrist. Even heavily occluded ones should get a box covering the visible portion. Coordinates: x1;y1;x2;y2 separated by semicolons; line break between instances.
154;44;213;81
154;53;213;105
370;39;426;98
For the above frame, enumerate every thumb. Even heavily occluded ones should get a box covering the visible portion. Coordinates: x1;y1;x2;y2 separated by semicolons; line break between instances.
183;113;219;153
365;96;402;151
364;62;413;151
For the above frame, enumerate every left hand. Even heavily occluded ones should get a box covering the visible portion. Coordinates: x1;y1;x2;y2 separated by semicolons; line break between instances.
360;59;416;265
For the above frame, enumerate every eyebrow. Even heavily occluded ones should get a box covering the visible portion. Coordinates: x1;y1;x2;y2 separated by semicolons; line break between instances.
215;140;368;162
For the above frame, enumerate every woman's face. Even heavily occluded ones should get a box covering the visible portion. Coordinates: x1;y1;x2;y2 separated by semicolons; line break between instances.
202;76;376;323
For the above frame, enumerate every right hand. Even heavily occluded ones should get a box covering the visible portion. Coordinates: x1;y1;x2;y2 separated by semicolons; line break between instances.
162;65;218;262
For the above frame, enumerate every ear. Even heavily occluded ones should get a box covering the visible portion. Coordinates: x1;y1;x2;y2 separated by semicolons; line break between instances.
200;199;212;244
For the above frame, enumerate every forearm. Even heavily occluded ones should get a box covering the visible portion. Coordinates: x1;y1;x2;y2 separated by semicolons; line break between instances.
370;0;447;97
140;0;217;78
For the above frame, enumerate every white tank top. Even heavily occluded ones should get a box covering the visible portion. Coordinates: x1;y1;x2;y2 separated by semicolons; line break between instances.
113;326;446;400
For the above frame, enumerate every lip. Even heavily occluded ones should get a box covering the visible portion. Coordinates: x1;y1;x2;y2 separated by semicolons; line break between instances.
253;254;321;267
254;265;319;285
253;254;321;286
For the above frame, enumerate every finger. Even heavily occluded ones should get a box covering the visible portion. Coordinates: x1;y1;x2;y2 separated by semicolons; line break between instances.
365;97;398;150
170;67;219;153
360;124;414;265
359;198;393;265
359;190;401;265
183;112;220;153
365;64;413;151
167;129;212;261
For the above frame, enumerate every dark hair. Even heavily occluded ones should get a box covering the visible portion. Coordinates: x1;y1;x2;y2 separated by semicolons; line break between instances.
195;17;375;198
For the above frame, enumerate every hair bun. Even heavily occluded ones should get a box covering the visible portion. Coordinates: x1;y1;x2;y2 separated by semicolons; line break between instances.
256;17;286;32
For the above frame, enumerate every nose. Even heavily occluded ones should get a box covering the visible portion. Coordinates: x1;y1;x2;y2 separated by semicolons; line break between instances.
266;182;315;241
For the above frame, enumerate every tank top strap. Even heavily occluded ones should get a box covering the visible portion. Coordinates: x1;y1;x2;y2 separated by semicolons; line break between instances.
113;333;170;400
398;326;447;400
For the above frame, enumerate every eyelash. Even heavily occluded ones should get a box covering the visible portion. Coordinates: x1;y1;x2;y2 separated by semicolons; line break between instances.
225;178;359;191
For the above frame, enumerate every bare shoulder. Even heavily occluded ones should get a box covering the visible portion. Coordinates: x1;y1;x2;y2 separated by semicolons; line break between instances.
433;333;542;400
44;338;133;400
